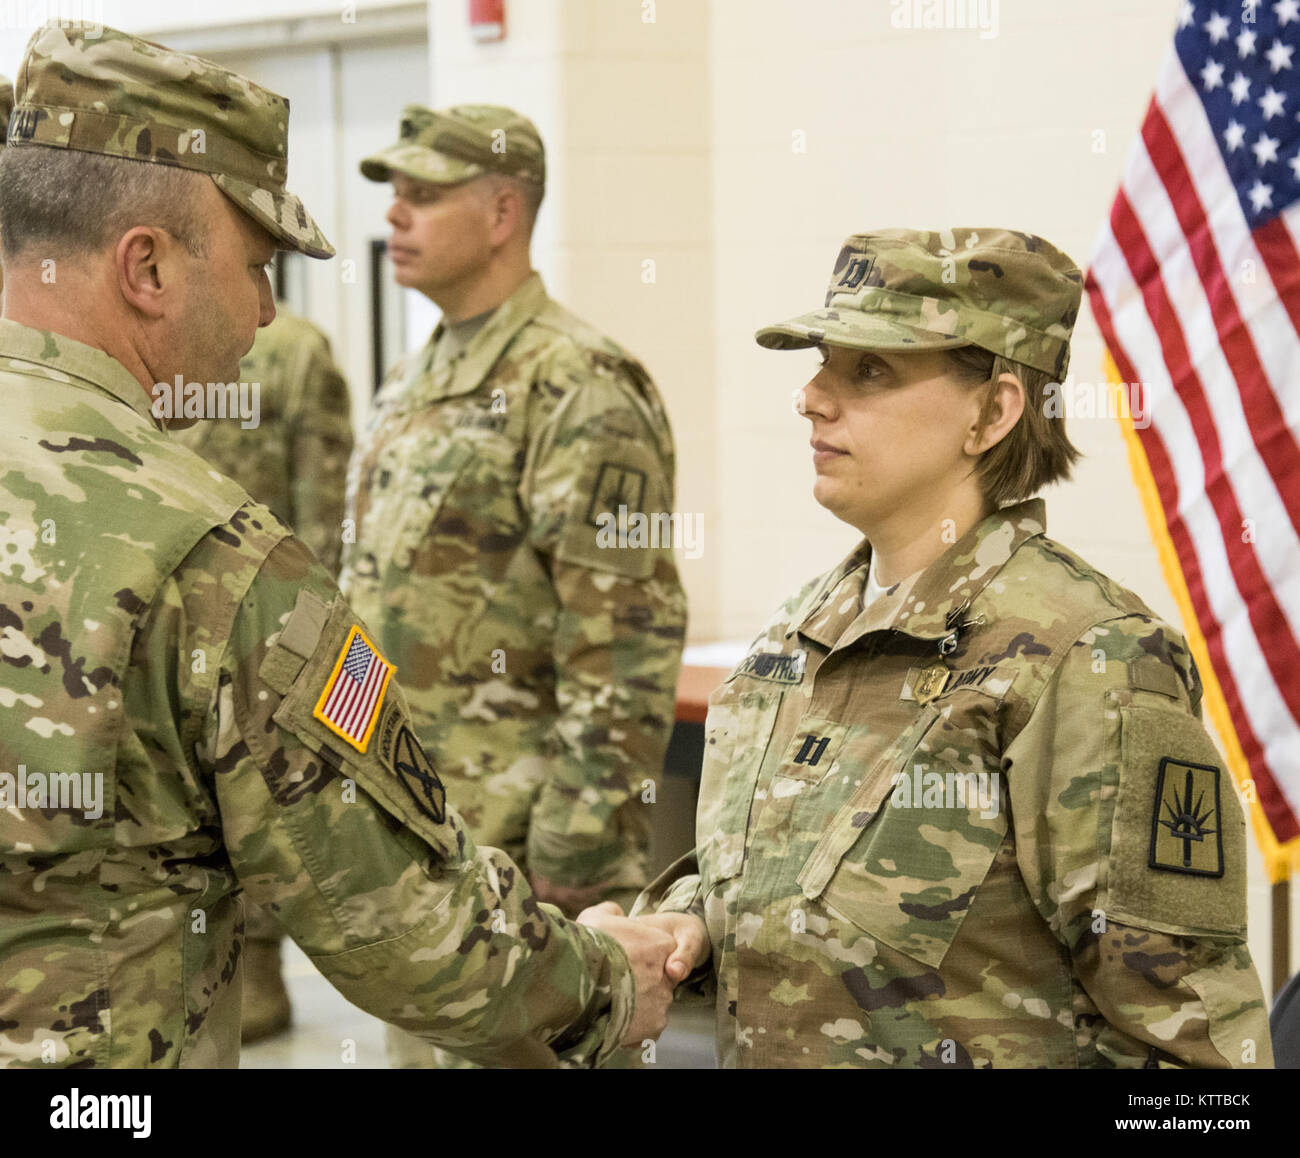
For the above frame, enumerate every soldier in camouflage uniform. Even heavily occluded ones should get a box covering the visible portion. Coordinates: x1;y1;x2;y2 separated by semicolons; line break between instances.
174;305;354;1042
345;105;688;1067
176;307;353;574
630;229;1274;1068
0;74;12;299
0;22;680;1068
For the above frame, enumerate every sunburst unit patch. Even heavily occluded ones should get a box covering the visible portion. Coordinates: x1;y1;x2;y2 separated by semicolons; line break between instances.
313;626;395;754
1148;756;1224;878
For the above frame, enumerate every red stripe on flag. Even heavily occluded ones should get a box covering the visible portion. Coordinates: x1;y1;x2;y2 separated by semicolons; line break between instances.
352;658;386;738
1141;104;1300;536
1254;215;1300;344
1087;274;1299;842
1109;189;1300;722
344;659;381;738
337;661;365;735
327;664;360;727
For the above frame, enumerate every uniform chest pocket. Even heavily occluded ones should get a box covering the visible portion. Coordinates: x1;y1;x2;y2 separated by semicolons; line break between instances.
695;675;784;886
366;435;475;570
797;705;1007;968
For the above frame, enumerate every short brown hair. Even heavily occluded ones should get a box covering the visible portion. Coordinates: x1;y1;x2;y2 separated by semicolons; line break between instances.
478;171;544;236
946;345;1081;507
0;148;209;260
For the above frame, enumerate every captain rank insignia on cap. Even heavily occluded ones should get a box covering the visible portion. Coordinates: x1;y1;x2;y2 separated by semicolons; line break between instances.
1148;757;1224;878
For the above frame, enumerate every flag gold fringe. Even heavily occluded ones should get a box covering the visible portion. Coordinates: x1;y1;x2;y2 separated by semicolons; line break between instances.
1105;354;1298;883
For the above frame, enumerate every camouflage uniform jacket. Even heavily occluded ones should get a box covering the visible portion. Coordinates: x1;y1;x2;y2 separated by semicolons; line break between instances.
340;273;687;894
174;307;353;574
639;499;1273;1068
0;320;634;1068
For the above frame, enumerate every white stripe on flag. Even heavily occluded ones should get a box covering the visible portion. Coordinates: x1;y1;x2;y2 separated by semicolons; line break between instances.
1118;121;1300;632
1090;224;1300;817
326;662;359;726
1156;53;1300;442
344;658;382;739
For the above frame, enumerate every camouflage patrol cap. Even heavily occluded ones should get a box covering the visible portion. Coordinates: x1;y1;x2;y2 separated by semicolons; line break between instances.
756;228;1082;379
7;22;333;258
360;103;545;188
0;75;12;147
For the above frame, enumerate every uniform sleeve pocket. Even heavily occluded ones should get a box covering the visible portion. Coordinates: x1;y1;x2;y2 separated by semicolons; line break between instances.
268;594;463;864
799;706;1007;969
1105;703;1246;939
548;441;668;581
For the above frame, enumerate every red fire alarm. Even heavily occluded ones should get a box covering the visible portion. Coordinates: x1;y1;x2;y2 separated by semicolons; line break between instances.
470;0;506;42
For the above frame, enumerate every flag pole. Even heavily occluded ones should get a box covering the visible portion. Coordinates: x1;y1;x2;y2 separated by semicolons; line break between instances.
1275;878;1292;997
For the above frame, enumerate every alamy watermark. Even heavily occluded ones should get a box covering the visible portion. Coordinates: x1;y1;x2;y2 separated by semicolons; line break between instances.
0;1;103;34
151;377;261;429
595;504;704;560
890;0;1000;39
0;765;104;819
1042;379;1151;430
49;1089;150;1138
892;763;1001;820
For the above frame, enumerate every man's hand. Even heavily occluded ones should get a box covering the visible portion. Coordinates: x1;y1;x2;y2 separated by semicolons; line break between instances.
630;910;711;983
580;901;711;983
529;873;609;919
576;901;676;1045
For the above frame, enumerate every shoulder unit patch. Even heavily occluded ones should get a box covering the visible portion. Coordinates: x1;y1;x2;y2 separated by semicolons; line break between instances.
392;724;447;823
1148;756;1224;878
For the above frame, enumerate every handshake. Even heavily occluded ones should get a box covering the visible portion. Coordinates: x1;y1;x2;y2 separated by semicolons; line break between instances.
576;901;711;1048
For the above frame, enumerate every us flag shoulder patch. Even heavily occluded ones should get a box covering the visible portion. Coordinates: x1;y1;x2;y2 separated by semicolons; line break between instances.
313;626;395;754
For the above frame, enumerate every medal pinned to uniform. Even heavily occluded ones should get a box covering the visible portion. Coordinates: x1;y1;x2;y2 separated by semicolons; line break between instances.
1148;757;1224;878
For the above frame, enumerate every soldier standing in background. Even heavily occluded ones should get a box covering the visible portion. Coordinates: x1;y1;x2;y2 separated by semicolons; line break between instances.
344;104;688;1067
0;23;690;1069
0;74;12;299
175;305;354;1043
176;306;353;574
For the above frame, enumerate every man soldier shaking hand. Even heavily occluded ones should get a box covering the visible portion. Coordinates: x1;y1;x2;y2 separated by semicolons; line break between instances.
0;22;693;1069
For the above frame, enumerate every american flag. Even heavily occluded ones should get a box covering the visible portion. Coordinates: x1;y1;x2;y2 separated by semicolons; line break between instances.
1086;0;1300;877
314;627;394;753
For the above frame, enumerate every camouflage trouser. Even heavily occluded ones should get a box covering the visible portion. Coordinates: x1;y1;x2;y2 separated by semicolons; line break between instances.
384;883;645;1069
243;899;281;944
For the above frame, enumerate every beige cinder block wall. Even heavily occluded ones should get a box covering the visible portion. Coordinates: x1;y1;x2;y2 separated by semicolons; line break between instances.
431;0;1290;992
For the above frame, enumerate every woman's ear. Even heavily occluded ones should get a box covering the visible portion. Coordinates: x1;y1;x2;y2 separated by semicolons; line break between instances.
965;371;1025;456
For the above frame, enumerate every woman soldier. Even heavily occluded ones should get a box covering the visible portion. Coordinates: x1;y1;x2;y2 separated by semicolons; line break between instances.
607;228;1273;1068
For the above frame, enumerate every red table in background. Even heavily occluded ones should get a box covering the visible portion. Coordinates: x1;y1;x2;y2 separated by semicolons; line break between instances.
674;665;731;725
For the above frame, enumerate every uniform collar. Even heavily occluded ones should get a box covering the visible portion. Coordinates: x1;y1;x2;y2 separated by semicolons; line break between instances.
0;319;161;428
789;498;1048;652
418;270;550;402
